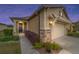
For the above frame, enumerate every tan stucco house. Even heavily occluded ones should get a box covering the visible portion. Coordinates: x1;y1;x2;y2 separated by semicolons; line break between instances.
10;5;73;43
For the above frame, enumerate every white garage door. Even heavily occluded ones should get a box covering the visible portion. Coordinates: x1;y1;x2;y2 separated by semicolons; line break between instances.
52;23;67;39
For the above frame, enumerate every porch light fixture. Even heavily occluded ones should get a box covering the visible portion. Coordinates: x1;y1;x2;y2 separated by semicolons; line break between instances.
49;20;53;25
19;21;23;23
48;13;56;25
48;15;53;25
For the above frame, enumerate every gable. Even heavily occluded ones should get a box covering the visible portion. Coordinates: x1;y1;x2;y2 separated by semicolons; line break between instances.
46;7;71;24
61;8;69;20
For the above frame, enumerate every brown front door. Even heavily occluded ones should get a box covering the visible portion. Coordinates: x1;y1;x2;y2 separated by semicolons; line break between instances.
19;23;23;33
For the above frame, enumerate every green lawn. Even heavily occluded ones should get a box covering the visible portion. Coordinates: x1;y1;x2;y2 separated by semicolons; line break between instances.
67;32;79;37
0;30;21;54
0;41;21;54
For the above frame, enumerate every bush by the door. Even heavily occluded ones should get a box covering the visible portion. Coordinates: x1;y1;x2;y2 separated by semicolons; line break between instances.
3;29;13;36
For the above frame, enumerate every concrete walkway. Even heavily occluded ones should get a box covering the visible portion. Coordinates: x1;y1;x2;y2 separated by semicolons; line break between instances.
19;33;39;54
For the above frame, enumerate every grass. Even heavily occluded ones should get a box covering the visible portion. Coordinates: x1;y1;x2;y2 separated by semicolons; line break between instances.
67;32;79;37
0;41;21;54
0;36;19;42
0;30;21;54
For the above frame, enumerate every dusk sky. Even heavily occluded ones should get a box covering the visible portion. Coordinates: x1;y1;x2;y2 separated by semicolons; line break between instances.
0;4;79;25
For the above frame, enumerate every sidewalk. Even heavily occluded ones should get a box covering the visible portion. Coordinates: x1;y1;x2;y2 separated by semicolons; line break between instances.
19;33;39;54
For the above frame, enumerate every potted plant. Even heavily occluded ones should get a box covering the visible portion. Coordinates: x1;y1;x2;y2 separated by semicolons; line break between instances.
51;42;62;54
33;42;46;53
33;42;43;49
43;42;52;53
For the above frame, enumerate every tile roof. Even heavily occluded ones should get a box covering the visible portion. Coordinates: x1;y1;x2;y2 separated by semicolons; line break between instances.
10;16;29;21
41;4;64;8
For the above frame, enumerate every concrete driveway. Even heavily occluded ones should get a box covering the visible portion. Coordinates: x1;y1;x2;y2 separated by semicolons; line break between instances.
54;36;79;54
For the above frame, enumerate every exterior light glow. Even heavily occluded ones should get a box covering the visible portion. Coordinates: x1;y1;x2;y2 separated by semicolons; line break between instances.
49;21;53;25
19;21;23;23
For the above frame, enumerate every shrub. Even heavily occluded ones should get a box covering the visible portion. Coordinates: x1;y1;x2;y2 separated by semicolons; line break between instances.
0;36;12;42
0;36;19;42
43;42;61;53
25;30;40;45
33;42;43;49
67;32;73;36
43;42;52;53
51;42;61;50
67;32;79;37
3;29;13;36
12;36;19;41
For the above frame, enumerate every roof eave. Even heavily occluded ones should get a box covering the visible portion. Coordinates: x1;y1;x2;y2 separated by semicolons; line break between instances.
28;4;64;21
10;17;28;22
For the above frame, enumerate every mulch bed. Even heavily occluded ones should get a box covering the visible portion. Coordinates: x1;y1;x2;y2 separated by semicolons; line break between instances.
36;48;62;54
36;48;48;54
25;30;62;54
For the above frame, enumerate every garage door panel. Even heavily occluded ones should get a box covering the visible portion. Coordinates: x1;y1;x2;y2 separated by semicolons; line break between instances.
52;23;66;39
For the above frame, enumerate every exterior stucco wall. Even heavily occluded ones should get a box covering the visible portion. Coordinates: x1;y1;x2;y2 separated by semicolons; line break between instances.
28;16;39;34
46;8;61;29
40;8;63;30
46;8;71;23
39;9;44;30
46;8;64;19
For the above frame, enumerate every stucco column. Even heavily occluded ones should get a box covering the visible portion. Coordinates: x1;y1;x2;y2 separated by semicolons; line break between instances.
40;29;51;43
13;20;17;35
26;21;29;30
40;9;51;43
71;25;73;32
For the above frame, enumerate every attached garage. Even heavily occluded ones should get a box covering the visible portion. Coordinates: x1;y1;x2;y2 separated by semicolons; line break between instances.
52;23;67;39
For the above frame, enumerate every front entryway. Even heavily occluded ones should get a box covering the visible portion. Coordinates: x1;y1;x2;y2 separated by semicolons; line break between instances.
12;20;28;35
19;23;23;33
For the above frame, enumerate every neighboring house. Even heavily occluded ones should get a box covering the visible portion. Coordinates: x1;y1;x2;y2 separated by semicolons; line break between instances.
10;4;73;43
6;25;13;29
0;23;7;31
73;21;79;32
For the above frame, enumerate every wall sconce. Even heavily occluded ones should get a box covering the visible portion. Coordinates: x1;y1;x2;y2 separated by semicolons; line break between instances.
49;20;53;25
48;15;53;25
19;21;23;23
